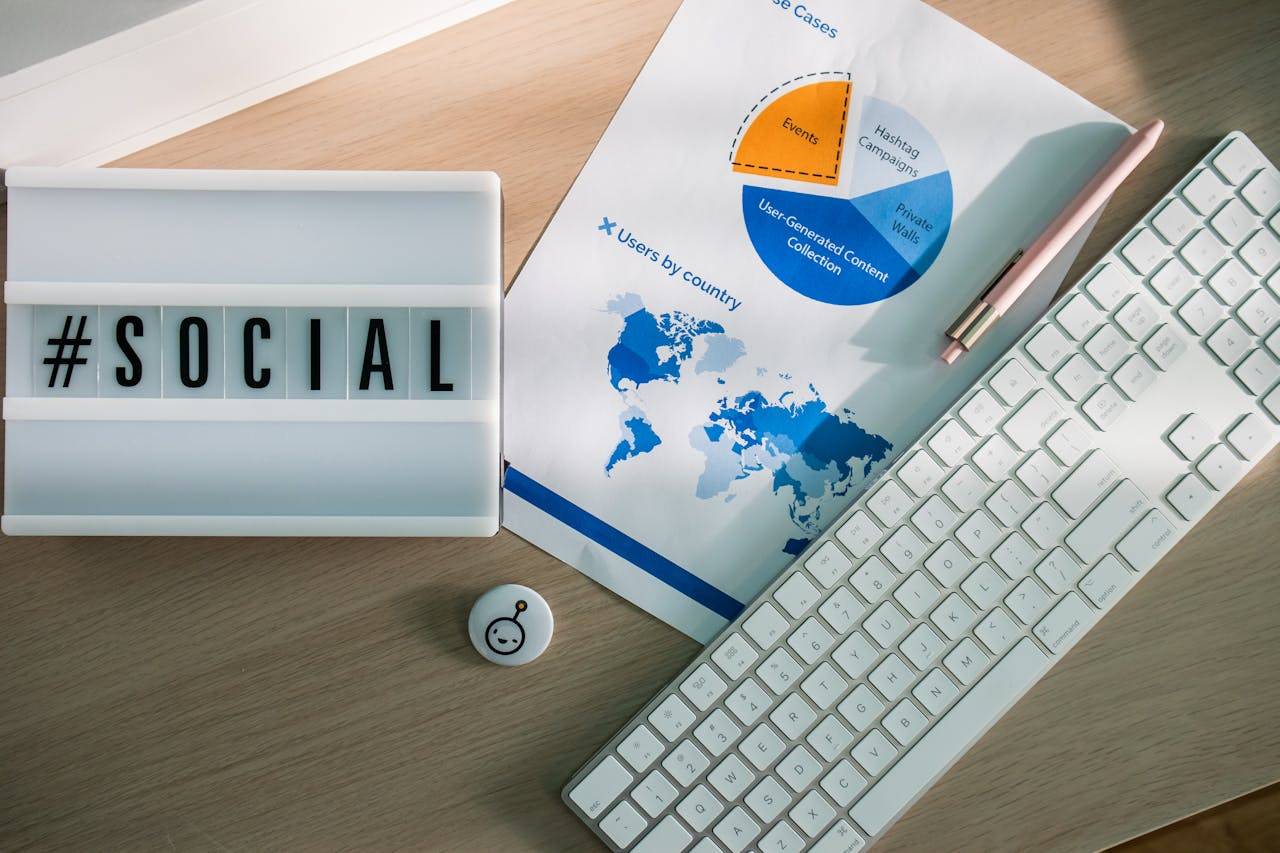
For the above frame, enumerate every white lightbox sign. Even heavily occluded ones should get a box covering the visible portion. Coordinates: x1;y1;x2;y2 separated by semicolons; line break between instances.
3;168;501;536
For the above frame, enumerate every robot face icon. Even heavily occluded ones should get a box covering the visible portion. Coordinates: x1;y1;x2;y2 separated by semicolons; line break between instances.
469;585;552;666
485;600;528;655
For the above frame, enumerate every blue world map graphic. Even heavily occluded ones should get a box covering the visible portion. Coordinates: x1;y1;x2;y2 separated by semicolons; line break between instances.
604;293;893;555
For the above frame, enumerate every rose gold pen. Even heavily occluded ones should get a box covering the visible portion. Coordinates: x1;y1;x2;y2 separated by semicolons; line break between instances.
942;119;1165;364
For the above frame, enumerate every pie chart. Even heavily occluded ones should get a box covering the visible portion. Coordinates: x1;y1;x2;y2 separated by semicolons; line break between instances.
733;74;953;306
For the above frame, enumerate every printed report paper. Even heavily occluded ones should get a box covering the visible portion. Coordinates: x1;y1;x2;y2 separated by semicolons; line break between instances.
504;0;1130;641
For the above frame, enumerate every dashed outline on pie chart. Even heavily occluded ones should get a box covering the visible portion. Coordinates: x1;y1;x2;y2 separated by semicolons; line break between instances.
730;73;852;187
732;80;954;306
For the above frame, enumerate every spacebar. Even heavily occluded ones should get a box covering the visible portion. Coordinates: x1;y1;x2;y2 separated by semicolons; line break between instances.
850;638;1050;837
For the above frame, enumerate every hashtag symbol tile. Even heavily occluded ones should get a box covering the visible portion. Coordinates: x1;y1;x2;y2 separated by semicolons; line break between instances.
44;314;93;388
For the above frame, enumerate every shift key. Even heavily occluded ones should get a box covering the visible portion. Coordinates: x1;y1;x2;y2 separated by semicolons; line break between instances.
1064;480;1149;564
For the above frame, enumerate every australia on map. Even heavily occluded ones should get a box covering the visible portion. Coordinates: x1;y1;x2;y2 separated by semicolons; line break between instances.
603;293;893;555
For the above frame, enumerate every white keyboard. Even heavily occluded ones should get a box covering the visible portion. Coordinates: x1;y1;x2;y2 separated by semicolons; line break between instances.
563;131;1280;852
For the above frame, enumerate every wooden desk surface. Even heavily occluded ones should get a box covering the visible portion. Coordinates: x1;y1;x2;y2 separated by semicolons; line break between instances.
2;0;1278;849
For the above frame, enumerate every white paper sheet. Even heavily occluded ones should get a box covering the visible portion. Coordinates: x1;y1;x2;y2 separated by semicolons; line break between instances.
503;0;1130;641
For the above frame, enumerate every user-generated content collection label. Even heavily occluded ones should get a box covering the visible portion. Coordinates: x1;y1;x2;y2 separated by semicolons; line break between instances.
29;305;474;399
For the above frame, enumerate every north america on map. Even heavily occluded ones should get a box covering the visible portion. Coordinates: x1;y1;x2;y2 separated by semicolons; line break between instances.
603;292;893;554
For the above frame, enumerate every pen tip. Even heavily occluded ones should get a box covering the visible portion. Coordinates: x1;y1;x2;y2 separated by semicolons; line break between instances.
940;341;964;364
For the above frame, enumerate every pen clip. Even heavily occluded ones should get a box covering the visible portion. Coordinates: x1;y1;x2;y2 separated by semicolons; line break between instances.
946;249;1023;350
979;249;1023;300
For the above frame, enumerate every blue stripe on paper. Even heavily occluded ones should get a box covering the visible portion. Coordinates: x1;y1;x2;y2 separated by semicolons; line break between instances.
504;466;745;621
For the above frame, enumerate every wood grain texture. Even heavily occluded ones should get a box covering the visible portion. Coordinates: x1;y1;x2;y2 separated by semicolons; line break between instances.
1112;782;1280;852
1;0;1278;850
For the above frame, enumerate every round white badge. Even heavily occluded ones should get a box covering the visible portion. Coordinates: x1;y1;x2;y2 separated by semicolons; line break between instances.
468;584;553;666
